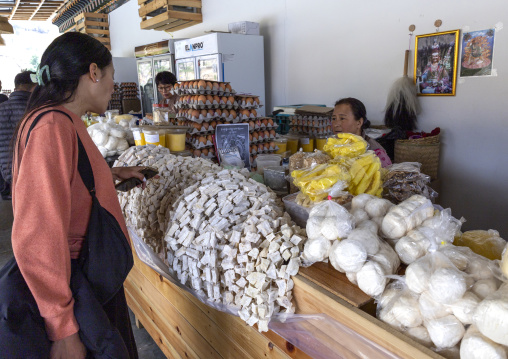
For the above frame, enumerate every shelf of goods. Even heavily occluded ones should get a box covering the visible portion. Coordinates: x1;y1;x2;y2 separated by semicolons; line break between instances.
173;80;279;162
75;12;111;50
138;0;202;32
117;139;508;359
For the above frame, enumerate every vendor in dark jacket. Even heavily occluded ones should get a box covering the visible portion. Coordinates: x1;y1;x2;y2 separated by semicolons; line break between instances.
0;80;8;104
0;71;36;200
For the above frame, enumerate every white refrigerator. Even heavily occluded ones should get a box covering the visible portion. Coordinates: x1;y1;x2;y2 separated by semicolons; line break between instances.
175;33;265;116
135;39;183;115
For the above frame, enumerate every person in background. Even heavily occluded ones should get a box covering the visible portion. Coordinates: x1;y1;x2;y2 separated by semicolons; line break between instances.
0;80;8;104
0;70;36;200
10;32;141;358
332;97;392;167
155;71;179;114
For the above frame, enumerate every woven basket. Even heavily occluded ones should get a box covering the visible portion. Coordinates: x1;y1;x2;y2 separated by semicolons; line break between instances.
394;135;440;180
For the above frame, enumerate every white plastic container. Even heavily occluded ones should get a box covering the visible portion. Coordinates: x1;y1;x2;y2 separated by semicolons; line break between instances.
256;154;281;175
228;21;260;35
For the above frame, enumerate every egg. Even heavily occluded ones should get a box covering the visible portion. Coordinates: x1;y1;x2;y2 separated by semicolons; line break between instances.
269;129;276;137
220;96;228;104
258;143;264;152
198;136;206;144
253;97;260;104
227;96;235;104
205;81;213;90
191;110;200;118
182;82;189;89
251;109;257;117
245;97;254;105
210;120;217;129
193;149;202;157
248;120;255;129
202;148;209;156
212;82;219;91
193;122;202;131
200;109;207;117
249;134;253;142
198;95;207;103
268;119;274;126
225;83;232;92
222;109;229;118
262;118;268;126
187;109;193;116
269;142;275;149
219;83;226;91
213;95;220;103
229;109;237;118
241;109;250;117
174;83;180;90
252;132;259;140
197;80;206;89
263;130;270;139
251;145;257;153
206;134;213;143
202;122;209;130
206;95;214;103
215;109;222;116
207;109;215;117
209;148;215;155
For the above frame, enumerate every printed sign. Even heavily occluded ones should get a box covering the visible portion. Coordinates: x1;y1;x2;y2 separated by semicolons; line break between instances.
215;124;250;170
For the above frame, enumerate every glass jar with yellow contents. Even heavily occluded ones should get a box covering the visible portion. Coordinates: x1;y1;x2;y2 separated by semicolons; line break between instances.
165;128;187;152
132;127;146;146
315;135;329;151
299;136;314;152
283;135;299;155
143;128;161;146
273;137;287;155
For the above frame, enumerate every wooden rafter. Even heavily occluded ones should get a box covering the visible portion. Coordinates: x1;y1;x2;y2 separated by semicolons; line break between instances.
28;0;47;20
8;0;20;19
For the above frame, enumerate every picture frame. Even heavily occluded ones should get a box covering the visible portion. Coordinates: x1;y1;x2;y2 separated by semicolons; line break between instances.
414;30;460;96
459;29;496;77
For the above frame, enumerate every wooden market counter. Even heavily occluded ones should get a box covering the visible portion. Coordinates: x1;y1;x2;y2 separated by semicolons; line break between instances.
125;245;447;359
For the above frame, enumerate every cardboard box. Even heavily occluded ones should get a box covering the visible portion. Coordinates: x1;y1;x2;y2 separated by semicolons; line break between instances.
228;21;260;35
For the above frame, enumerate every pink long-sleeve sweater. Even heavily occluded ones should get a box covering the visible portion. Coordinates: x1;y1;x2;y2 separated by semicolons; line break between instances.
11;106;130;341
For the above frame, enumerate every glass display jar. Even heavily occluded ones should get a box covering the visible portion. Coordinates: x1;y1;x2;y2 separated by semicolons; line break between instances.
152;104;169;125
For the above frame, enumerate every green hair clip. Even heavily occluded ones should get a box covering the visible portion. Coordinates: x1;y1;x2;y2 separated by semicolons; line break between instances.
30;65;51;86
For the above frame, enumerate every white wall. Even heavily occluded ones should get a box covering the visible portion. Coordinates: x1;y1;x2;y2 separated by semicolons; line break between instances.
110;0;508;237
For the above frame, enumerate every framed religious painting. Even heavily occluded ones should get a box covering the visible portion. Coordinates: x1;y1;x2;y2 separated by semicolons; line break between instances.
414;30;460;96
460;29;496;77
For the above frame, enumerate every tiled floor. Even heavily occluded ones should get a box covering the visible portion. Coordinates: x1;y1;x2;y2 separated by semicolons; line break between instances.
0;198;166;358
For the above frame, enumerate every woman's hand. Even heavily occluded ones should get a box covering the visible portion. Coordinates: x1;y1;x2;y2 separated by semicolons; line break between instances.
50;332;86;359
111;166;159;189
111;166;146;182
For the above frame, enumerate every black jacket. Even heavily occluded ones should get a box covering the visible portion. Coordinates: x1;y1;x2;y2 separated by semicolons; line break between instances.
0;91;30;184
0;94;8;104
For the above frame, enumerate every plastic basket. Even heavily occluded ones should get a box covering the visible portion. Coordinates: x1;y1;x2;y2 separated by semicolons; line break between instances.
274;114;291;135
394;135;440;180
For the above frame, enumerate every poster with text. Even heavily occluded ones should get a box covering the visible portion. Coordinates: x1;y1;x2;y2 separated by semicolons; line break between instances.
460;29;495;77
215;124;250;170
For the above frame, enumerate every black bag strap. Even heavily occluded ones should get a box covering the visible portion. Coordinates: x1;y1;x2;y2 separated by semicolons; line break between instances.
24;109;96;194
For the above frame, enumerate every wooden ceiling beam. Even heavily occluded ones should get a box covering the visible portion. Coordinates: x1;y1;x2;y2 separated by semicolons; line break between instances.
8;0;20;19
28;0;47;20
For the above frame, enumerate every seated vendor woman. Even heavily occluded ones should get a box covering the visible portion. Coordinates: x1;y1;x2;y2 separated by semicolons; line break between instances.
155;71;179;114
332;97;392;167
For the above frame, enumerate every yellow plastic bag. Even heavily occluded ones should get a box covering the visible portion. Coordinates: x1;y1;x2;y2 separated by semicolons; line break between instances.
323;133;368;159
291;163;350;202
453;230;506;260
344;151;383;197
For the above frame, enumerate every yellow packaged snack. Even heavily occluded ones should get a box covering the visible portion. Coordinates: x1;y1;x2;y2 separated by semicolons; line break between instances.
323;133;368;159
345;151;383;197
291;163;350;202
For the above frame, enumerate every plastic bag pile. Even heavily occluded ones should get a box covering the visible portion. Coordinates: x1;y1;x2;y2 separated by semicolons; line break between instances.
87;116;135;157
